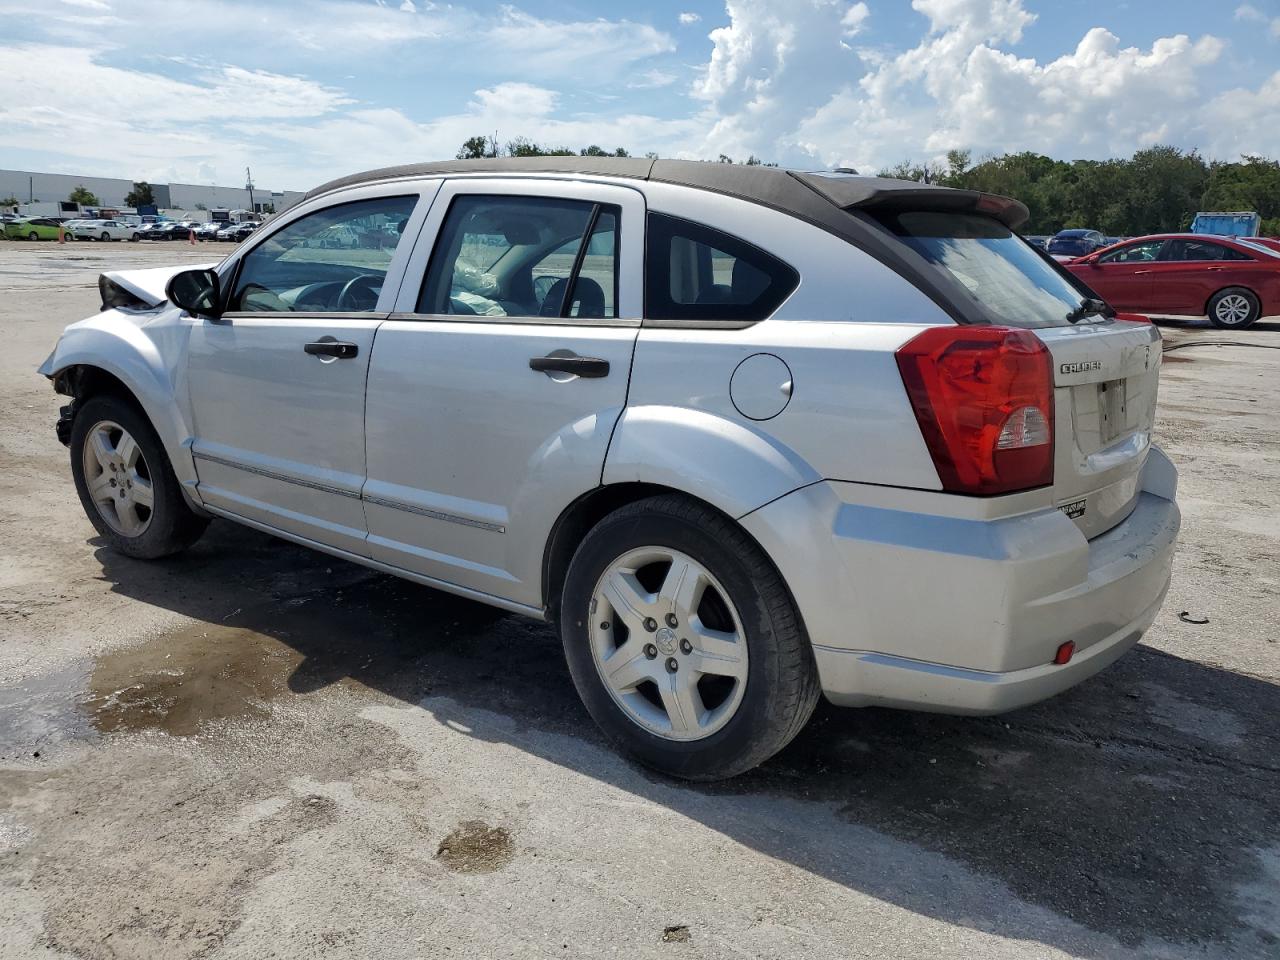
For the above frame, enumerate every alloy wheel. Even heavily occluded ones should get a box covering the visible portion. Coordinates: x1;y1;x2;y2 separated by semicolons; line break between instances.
81;419;154;537
589;547;749;742
1215;294;1252;326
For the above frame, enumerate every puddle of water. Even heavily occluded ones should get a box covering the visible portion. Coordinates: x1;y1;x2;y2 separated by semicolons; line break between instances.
0;623;300;754
84;624;299;736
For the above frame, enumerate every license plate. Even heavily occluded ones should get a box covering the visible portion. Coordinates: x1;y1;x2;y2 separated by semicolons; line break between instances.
1098;379;1128;443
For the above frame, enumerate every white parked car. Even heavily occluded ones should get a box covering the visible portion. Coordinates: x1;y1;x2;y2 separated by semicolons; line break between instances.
38;159;1180;779
70;219;139;242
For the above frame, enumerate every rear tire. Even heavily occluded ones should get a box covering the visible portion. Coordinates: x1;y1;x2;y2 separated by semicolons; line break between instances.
560;494;820;780
28;231;38;241
1208;287;1260;329
69;394;209;559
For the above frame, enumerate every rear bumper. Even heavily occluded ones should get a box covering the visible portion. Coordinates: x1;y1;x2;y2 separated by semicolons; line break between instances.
741;448;1180;715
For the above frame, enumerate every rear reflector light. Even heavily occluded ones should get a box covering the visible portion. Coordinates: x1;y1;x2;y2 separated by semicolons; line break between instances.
1054;641;1075;665
896;326;1055;496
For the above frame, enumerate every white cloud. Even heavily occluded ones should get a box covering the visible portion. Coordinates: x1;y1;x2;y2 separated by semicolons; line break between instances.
678;12;700;25
400;0;416;11
680;0;1280;173
628;69;680;90
841;2;869;36
1233;2;1280;36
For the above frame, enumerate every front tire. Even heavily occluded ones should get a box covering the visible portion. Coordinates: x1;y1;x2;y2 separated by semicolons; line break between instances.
1208;287;1260;329
69;394;209;559
560;495;820;780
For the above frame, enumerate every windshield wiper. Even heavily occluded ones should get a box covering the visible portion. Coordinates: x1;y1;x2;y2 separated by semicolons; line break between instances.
1066;297;1111;324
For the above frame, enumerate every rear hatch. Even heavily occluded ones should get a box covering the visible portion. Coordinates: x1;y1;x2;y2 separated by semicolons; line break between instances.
863;204;1162;539
1033;322;1161;537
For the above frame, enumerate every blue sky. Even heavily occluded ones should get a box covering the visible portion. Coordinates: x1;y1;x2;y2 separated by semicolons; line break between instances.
2;0;1279;190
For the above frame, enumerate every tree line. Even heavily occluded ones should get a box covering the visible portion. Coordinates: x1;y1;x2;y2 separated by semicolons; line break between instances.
879;146;1280;237
455;135;773;167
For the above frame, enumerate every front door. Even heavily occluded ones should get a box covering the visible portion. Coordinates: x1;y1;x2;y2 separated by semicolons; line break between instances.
1080;238;1166;310
363;179;644;608
187;188;431;555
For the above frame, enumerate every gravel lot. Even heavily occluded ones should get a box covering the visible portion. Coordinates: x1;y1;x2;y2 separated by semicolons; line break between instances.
1;241;1278;959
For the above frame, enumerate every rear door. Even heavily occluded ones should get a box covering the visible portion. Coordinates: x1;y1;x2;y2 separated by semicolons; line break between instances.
1073;239;1165;310
187;186;434;555
362;178;643;607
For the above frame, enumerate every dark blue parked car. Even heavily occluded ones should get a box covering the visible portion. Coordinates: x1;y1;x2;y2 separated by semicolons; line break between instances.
1047;229;1106;259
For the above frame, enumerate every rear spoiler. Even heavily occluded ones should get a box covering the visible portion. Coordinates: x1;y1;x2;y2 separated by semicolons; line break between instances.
790;172;1030;231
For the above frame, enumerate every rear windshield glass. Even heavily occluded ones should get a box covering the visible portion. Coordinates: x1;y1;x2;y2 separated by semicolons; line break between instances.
876;211;1090;327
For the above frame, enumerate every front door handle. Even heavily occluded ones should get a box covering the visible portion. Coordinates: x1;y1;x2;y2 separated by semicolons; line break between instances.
304;340;359;360
529;355;610;378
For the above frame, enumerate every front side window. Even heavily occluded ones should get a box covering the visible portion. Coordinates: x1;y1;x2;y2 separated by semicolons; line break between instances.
1099;240;1165;264
418;196;619;319
1162;240;1250;262
645;213;798;322
229;195;418;313
876;210;1091;328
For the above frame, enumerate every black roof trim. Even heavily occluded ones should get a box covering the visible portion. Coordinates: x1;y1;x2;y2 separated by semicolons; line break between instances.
299;157;1030;326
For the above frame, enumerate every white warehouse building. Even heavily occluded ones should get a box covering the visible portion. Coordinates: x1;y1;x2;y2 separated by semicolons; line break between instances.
0;168;304;217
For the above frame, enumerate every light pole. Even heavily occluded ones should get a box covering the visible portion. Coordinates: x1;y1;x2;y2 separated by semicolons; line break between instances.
245;167;255;214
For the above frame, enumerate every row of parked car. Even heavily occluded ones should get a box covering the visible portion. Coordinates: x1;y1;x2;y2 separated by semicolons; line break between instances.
0;214;259;243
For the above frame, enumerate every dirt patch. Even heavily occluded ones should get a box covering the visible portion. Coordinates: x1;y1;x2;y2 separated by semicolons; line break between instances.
435;820;514;873
662;925;692;943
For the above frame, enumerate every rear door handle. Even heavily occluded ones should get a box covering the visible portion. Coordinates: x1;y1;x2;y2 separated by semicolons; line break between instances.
529;355;610;378
304;340;359;359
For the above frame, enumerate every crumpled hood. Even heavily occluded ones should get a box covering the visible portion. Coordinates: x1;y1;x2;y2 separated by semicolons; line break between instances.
101;262;219;308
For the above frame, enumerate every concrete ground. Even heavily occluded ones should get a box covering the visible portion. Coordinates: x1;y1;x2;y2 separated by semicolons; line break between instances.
0;240;1277;959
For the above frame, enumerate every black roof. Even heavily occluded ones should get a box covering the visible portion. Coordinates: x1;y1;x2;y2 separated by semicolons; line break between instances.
303;157;1029;230
302;157;1033;327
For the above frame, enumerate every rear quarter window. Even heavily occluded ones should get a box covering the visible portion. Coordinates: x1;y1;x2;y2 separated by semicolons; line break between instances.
645;213;797;322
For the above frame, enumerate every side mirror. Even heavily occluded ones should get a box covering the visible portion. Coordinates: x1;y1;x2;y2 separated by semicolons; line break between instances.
166;268;221;318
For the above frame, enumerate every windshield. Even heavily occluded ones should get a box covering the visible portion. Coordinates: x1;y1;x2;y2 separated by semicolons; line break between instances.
876;210;1090;327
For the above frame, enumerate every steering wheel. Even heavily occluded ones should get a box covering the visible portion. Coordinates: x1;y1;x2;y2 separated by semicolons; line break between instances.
336;274;381;311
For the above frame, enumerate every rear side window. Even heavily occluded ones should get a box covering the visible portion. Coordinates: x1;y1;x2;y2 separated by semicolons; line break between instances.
418;195;619;319
1162;240;1251;262
645;213;797;322
875;211;1090;328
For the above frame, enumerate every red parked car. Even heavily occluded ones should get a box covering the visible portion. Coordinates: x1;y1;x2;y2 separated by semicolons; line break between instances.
1066;233;1280;328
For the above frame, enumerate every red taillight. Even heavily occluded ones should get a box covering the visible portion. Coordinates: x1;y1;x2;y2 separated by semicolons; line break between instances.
895;326;1055;496
1115;312;1151;324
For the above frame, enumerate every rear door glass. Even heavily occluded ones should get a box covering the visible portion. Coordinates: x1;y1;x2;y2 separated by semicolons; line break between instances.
1161;240;1251;262
418;195;619;319
874;210;1090;328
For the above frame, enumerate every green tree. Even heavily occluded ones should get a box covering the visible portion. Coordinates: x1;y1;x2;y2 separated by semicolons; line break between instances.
0;194;19;207
68;185;99;205
124;182;155;207
456;135;496;159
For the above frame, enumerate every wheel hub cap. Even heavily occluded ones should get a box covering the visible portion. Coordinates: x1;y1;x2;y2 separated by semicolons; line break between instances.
589;547;749;742
82;420;154;537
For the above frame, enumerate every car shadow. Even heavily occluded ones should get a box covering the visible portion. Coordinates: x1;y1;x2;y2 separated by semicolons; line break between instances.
91;522;1280;957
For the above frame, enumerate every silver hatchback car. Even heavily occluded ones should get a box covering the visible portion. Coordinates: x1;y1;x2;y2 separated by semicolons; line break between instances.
40;158;1179;779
